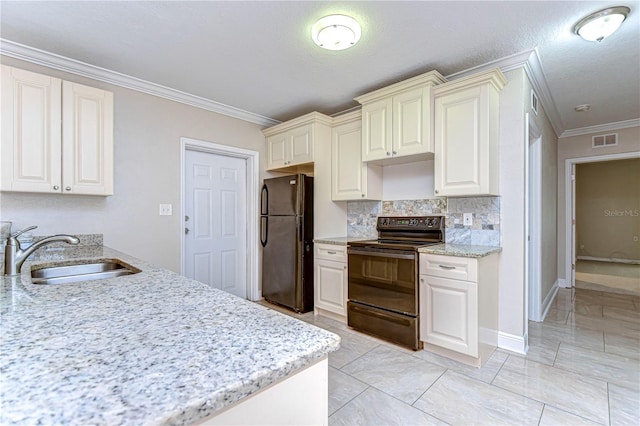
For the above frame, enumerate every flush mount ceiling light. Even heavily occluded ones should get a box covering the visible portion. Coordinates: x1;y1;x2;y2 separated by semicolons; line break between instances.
312;14;361;50
574;104;591;112
574;6;630;42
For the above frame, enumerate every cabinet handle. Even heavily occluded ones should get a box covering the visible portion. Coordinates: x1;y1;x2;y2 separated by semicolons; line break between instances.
65;186;72;191
438;265;456;270
327;251;337;255
53;185;60;191
392;151;397;155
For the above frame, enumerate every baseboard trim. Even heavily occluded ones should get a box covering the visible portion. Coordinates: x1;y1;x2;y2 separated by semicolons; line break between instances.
498;331;527;355
539;281;560;322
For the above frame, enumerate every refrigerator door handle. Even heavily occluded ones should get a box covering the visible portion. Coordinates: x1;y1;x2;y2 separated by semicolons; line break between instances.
260;184;268;215
260;216;268;247
297;216;302;242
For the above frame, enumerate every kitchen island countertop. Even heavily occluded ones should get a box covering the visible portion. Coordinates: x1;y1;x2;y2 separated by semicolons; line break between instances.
0;243;340;425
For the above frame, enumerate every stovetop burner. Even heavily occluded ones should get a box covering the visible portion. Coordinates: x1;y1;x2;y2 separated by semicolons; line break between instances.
349;216;445;252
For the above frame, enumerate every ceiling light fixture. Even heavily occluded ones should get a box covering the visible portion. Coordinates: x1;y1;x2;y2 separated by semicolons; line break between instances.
574;104;591;112
312;14;361;50
573;6;630;42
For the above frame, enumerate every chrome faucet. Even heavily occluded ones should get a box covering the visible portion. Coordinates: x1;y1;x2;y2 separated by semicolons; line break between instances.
3;226;80;276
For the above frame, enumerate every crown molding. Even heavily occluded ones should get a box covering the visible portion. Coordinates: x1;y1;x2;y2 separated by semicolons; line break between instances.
445;49;564;137
0;39;280;127
559;118;640;138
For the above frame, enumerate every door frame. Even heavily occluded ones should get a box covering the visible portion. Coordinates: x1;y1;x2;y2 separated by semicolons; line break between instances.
564;151;640;288
180;137;260;301
525;113;542;322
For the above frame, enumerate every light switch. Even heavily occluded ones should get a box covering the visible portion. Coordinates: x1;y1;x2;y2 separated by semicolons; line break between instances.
159;204;173;216
463;213;473;226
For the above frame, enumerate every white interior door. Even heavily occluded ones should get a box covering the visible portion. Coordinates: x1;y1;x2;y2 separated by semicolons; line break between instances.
184;149;247;298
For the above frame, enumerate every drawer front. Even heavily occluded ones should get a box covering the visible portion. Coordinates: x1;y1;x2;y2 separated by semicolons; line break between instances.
419;253;477;282
315;243;347;262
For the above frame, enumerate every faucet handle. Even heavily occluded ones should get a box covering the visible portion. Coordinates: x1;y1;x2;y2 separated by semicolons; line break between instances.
11;225;38;239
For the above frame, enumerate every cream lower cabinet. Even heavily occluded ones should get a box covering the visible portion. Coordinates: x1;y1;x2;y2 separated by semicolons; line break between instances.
331;111;381;201
1;65;114;195
432;69;506;197
314;243;348;321
419;252;498;367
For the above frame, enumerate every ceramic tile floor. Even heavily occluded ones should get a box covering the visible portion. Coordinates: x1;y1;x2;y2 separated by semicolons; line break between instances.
258;288;640;425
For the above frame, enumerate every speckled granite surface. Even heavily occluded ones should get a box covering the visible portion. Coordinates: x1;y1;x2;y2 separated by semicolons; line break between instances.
1;246;340;425
418;243;502;258
314;237;372;246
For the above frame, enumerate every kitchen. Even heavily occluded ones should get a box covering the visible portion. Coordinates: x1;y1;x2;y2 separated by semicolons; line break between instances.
1;1;639;425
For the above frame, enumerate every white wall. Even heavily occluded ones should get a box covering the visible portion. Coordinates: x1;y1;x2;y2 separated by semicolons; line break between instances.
557;126;640;280
497;69;528;344
0;56;267;272
525;77;559;309
382;160;435;200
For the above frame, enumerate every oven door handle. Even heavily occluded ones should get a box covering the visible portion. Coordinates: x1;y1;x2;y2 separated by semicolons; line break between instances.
347;248;415;260
350;304;412;325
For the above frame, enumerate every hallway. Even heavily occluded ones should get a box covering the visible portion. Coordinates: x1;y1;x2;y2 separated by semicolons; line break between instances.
576;259;640;296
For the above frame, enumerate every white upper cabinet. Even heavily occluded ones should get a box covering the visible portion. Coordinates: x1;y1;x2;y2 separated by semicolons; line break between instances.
355;70;446;164
263;112;332;171
433;69;506;197
331;111;381;201
1;65;114;195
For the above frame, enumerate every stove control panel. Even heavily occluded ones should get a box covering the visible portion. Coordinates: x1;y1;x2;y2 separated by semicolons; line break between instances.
377;216;443;230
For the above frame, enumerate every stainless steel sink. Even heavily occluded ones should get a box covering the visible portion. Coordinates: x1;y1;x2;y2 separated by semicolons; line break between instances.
30;259;140;285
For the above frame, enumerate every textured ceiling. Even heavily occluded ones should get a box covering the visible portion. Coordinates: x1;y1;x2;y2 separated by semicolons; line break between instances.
1;1;639;134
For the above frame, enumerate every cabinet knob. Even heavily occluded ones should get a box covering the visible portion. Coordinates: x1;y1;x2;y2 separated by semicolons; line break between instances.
435;189;439;194
386;152;391;156
53;185;60;191
65;186;71;191
392;151;397;155
361;194;365;198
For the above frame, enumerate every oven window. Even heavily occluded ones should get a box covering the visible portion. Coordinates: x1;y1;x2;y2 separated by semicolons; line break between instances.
348;251;417;315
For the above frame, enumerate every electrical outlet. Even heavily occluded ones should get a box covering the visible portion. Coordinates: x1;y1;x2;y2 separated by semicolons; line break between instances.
159;204;173;216
463;213;473;226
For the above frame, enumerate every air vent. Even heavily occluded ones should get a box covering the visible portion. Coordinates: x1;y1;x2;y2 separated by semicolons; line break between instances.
592;133;618;148
531;90;539;115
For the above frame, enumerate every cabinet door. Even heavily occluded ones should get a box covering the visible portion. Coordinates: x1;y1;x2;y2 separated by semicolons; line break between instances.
62;81;114;195
420;275;478;357
393;87;431;156
315;258;348;316
266;133;287;170
332;120;365;200
1;65;62;193
288;124;313;166
434;86;489;196
361;98;392;162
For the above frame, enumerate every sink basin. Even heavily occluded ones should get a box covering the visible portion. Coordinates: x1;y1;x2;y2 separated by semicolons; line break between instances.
31;259;140;285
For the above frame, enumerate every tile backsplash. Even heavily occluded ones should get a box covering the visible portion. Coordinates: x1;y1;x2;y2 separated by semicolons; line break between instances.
347;197;501;246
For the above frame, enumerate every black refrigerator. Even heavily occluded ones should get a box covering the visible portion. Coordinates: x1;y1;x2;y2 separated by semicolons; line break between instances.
260;174;314;313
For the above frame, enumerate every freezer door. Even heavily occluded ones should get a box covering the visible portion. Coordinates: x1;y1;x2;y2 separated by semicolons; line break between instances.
262;215;303;310
261;175;303;216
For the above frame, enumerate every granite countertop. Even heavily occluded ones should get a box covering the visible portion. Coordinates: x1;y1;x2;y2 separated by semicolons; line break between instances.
314;236;372;246
0;242;340;425
418;243;502;258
